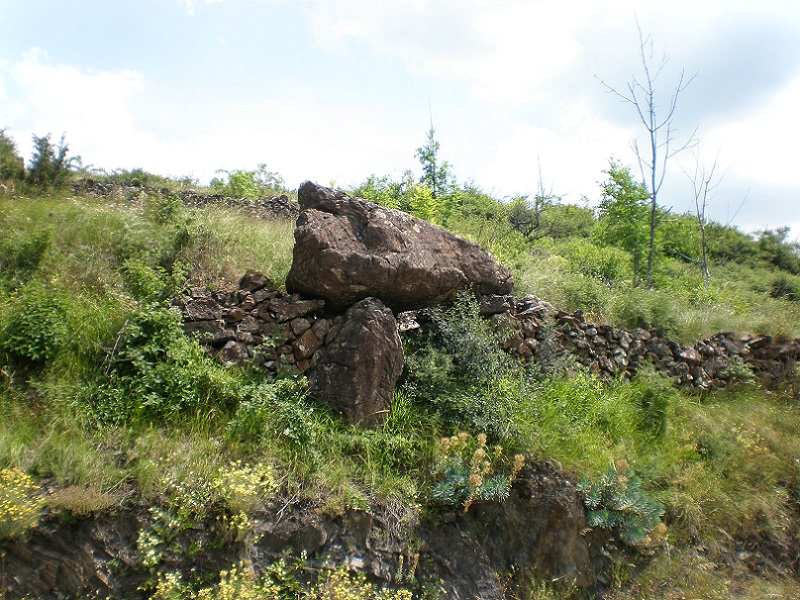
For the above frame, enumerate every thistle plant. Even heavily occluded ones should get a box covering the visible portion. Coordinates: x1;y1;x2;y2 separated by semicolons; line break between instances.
432;432;525;512
577;460;665;546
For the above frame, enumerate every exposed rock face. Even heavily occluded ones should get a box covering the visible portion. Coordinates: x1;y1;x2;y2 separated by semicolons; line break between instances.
3;469;606;600
308;297;403;426
285;182;514;312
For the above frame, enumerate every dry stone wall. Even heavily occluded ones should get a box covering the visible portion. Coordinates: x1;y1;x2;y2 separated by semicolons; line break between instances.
178;276;799;401
72;178;300;220
472;293;800;390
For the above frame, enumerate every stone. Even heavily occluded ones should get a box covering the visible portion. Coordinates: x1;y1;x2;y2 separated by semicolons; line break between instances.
290;317;312;336
239;269;273;292
678;347;703;365
218;341;248;365
285;182;513;312
237;315;262;334
183;297;221;321
308;297;403;427
311;317;331;341
184;320;235;346
268;298;326;322
478;294;513;316
253;288;279;304
224;307;246;323
293;329;321;361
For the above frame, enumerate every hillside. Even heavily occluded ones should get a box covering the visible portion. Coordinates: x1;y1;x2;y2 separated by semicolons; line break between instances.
1;171;800;599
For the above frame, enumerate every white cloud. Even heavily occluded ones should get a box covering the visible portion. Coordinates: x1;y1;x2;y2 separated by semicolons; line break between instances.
3;48;150;169
305;0;597;104
476;100;631;200
704;75;800;188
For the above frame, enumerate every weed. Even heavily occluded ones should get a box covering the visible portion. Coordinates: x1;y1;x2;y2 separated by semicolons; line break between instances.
49;485;119;518
0;467;45;542
577;460;665;546
432;432;524;512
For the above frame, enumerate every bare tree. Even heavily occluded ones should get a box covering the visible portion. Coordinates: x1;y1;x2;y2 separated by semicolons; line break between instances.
687;149;722;289
599;24;698;287
507;157;560;239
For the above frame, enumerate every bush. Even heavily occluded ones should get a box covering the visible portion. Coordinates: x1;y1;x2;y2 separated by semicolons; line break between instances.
401;293;524;438
565;239;627;282
0;279;69;365
769;273;800;302
0;130;25;183
87;305;240;425
209;164;286;200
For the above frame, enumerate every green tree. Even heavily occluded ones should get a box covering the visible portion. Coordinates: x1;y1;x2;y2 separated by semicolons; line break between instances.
596;160;651;285
757;227;800;275
415;124;451;201
0;130;25;183
27;133;79;189
405;184;439;223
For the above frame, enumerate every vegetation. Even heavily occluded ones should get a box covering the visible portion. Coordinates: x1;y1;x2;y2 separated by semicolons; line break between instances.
0;132;799;599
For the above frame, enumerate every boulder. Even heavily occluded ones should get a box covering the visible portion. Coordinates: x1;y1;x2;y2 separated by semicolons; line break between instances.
308;297;403;427
285;182;513;312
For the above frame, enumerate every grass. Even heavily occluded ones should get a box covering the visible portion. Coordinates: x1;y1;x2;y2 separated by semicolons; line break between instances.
1;185;800;599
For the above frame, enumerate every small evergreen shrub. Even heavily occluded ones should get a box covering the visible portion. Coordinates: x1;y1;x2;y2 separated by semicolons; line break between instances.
577;460;665;546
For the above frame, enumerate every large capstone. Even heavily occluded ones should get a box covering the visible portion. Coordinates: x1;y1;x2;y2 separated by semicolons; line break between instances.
308;297;403;427
285;182;513;312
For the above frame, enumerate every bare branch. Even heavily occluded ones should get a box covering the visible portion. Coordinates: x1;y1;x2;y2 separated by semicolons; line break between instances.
597;24;697;287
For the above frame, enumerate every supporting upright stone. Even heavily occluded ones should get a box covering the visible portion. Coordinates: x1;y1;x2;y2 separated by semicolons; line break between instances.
308;297;403;427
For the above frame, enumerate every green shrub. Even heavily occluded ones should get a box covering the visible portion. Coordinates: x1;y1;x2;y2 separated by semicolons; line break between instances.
209;164;286;200
565;239;627;282
769;273;800;302
0;278;69;365
87;305;239;425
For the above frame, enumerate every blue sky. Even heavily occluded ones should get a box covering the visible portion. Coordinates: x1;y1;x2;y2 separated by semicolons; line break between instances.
2;0;799;236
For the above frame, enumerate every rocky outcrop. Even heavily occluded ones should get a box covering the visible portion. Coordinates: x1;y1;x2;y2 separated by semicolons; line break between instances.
2;468;604;600
285;182;513;312
178;276;799;417
308;297;403;426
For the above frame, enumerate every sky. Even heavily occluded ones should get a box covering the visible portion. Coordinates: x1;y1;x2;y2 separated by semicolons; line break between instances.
1;0;799;237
